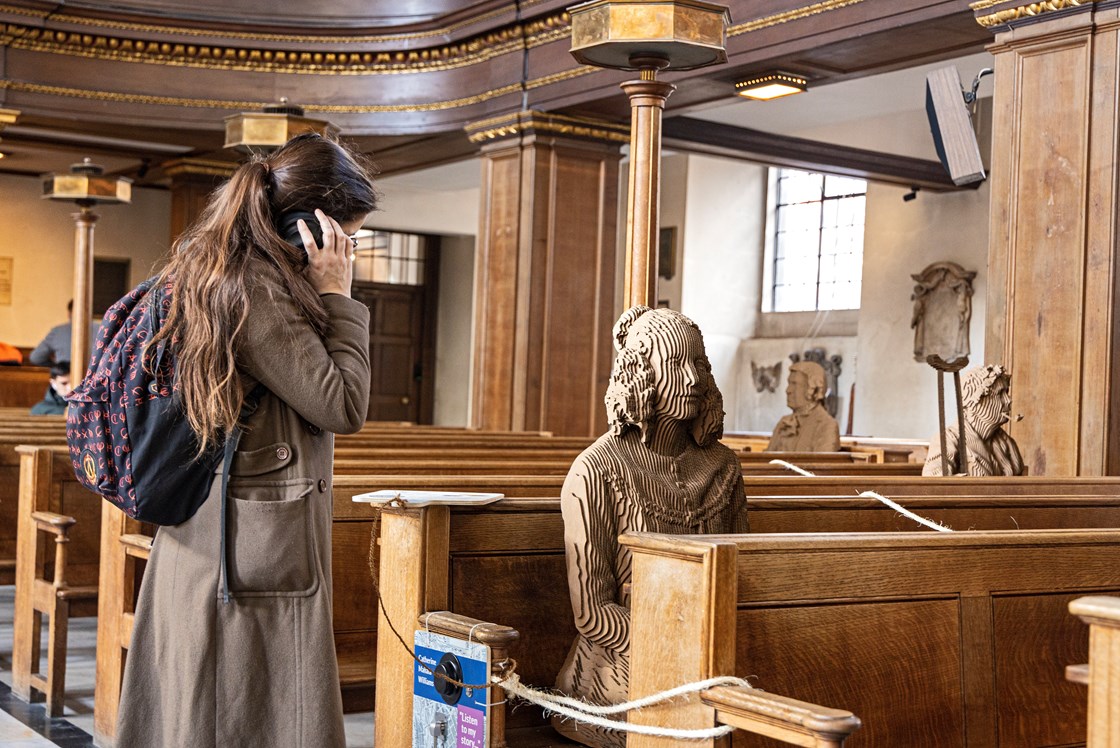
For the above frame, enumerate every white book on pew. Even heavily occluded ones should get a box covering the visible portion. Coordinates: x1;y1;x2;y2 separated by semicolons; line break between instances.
353;489;504;507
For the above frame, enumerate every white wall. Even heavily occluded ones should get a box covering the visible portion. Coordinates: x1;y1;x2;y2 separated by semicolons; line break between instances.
434;234;475;426
679;154;769;425
676;100;992;438
0;174;171;348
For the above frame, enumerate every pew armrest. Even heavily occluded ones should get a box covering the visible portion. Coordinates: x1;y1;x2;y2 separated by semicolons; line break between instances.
119;533;153;558
30;511;76;536
417;611;520;650
701;685;861;746
1071;596;1120;627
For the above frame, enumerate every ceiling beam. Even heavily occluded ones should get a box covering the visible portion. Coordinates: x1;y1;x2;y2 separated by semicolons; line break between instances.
662;117;975;192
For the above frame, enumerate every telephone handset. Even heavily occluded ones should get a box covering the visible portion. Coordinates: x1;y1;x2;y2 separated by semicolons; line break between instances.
276;211;323;262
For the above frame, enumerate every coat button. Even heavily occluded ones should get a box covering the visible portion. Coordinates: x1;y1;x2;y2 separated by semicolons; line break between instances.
318;479;327;493
308;423;322;435
276;446;290;461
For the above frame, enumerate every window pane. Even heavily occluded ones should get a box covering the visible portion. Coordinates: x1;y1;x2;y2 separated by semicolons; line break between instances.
778;170;824;205
824;174;867;198
777;202;821;233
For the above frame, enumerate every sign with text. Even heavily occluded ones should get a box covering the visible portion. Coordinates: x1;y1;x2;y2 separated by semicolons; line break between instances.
413;631;491;747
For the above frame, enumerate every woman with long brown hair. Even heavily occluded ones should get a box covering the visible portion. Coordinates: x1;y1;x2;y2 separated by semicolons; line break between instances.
116;133;377;747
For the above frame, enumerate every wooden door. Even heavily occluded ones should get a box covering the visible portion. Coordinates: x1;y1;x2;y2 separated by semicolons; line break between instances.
352;281;435;423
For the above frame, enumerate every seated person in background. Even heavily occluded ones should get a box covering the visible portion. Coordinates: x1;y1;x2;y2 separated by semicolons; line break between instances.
554;305;747;748
30;362;71;415
923;364;1024;476
29;299;101;367
766;360;841;452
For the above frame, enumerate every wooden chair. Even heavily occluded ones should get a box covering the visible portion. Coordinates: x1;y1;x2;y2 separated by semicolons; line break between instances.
12;445;99;717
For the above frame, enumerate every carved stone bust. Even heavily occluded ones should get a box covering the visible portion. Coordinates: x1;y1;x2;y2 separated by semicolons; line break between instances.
553;306;748;747
922;364;1024;476
765;360;841;452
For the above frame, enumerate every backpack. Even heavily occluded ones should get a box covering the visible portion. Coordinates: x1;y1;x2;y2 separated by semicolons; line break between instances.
66;277;264;528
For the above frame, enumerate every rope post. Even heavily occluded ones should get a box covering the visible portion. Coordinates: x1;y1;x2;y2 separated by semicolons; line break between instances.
927;355;969;475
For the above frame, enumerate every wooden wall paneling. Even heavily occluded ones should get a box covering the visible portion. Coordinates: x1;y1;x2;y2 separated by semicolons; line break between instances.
165;159;234;242
469;113;621;436
983;6;1120;476
992;592;1090;746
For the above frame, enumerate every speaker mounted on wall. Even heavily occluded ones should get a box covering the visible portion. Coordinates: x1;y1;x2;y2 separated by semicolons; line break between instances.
925;66;986;186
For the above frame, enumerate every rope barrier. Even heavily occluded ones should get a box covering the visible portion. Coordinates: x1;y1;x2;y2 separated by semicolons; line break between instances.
768;459;953;532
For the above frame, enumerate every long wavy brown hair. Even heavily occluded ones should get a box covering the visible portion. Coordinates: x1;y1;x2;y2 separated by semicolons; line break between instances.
147;133;377;452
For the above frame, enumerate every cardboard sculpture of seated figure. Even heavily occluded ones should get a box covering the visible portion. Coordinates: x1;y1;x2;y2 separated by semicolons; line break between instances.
923;364;1024;476
553;305;748;748
765;360;841;452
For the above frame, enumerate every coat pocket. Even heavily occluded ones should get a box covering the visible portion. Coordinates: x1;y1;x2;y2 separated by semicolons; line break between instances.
227;478;318;597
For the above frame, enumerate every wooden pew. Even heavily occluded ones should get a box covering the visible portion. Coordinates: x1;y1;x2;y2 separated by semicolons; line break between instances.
374;503;862;748
623;529;1120;747
12;444;100;716
0;367;52;408
743;474;1120;496
1068;596;1120;748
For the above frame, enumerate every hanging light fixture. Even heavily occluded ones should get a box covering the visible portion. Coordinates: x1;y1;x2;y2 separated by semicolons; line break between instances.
734;72;808;101
568;0;730;310
223;98;337;153
42;158;132;384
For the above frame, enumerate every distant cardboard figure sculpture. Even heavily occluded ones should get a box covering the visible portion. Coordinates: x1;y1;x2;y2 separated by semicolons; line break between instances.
765;360;841;452
554;306;748;747
923;364;1024;476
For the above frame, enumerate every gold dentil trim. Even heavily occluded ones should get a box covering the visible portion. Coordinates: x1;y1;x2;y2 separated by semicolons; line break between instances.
974;0;1095;27
466;111;630;144
1;15;571;76
0;1;550;44
0;77;529;113
729;0;867;36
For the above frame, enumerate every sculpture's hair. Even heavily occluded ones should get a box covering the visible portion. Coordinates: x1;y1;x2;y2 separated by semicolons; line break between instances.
605;306;725;446
790;360;828;403
962;364;1009;410
146;132;378;454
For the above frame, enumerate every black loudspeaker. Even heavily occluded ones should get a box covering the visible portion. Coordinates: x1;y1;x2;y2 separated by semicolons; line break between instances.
925;67;986;186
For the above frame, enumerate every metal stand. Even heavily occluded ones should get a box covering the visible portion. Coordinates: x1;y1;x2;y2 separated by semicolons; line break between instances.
927;355;969;475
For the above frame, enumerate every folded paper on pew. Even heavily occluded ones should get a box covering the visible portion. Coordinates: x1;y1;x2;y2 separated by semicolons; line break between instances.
353;489;504;507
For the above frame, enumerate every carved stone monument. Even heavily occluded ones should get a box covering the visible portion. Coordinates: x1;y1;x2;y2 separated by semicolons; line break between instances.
765;360;842;452
554;306;748;747
922;364;1024;476
911;261;976;363
750;360;782;393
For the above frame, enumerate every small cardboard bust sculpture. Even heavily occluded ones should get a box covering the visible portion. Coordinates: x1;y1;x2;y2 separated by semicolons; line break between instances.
765;360;841;452
553;306;748;747
923;364;1024;476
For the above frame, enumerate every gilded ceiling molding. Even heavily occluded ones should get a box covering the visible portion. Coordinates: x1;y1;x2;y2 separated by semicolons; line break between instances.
0;13;571;75
465;110;630;144
728;0;867;37
0;77;529;113
0;1;552;43
973;0;1096;27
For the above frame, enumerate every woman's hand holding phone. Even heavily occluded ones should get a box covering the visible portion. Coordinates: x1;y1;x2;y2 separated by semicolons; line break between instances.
299;209;354;298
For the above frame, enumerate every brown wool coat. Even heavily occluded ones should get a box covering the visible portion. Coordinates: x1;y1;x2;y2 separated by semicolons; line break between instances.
115;269;371;748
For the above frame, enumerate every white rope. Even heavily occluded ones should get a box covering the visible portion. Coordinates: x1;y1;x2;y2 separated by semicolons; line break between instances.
858;490;953;533
768;459;816;477
497;672;747;739
768;459;953;532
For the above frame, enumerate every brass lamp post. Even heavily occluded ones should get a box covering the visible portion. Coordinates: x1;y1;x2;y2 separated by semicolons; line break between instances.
224;98;337;154
42;159;132;384
569;0;729;309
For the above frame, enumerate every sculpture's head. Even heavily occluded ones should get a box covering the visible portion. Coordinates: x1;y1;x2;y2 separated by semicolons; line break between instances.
962;364;1012;435
605;306;725;446
787;360;827;411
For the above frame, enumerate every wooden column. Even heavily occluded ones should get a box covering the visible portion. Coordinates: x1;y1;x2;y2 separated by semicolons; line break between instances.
163;158;236;242
979;3;1120;475
70;207;97;384
466;111;625;437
